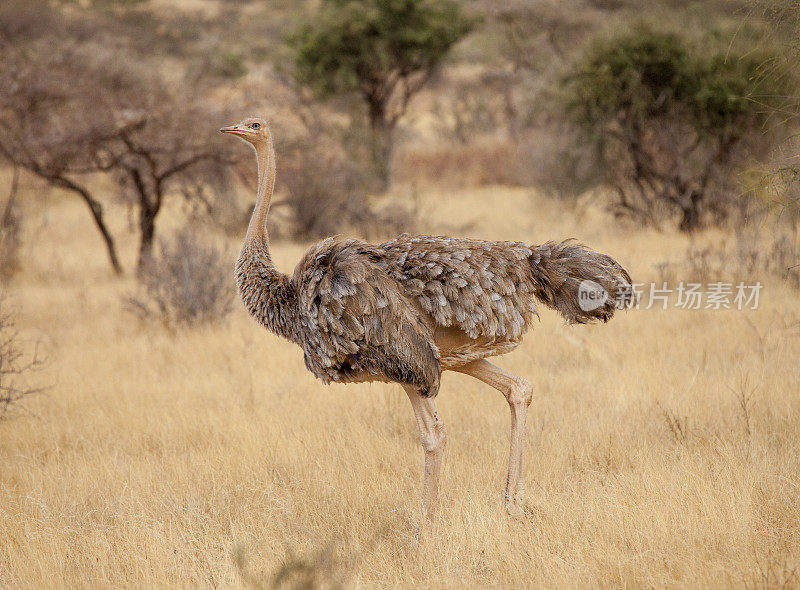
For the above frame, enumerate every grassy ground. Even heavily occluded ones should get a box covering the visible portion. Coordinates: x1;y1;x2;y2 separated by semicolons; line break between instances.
1;185;799;588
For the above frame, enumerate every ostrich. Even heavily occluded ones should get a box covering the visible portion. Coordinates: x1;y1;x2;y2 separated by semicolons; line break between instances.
220;118;634;522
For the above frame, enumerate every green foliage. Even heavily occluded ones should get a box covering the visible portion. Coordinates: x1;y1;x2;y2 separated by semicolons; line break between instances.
565;29;691;127
557;24;796;230
289;0;475;189
290;0;475;99
563;25;790;138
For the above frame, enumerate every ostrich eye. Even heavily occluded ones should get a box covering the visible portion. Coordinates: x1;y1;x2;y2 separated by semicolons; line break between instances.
251;122;260;129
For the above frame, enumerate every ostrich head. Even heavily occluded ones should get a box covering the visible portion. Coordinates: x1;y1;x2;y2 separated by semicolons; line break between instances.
219;117;270;146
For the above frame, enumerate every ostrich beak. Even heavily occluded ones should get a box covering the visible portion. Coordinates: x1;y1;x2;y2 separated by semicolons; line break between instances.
220;123;260;141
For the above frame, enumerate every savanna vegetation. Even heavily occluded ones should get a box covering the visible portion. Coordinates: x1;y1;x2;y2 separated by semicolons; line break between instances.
1;0;799;587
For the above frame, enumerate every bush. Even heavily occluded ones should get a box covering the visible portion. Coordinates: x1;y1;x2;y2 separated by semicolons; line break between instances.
560;24;796;231
126;230;234;328
657;226;800;289
279;138;370;239
0;295;44;420
278;133;413;240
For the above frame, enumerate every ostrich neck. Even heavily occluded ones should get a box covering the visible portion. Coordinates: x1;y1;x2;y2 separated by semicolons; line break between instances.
236;133;297;342
245;135;276;246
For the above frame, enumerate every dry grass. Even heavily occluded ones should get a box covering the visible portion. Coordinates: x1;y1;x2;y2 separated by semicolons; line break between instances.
1;184;799;588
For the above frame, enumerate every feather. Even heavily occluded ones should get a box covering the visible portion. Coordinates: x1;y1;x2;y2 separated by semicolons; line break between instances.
237;230;631;391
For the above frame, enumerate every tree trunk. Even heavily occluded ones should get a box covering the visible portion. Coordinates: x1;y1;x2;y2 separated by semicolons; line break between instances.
55;177;123;275
137;203;157;272
678;191;703;232
1;164;19;230
127;167;162;273
367;101;394;192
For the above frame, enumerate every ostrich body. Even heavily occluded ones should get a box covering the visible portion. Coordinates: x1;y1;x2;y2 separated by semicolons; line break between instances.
221;118;634;521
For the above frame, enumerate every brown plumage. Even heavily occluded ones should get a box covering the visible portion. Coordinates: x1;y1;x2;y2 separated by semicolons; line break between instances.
221;118;634;525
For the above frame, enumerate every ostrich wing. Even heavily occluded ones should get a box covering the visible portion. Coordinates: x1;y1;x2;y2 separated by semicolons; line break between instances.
294;238;441;393
377;234;539;340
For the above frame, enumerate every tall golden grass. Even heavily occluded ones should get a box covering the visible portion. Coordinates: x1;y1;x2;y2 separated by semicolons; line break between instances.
1;184;799;588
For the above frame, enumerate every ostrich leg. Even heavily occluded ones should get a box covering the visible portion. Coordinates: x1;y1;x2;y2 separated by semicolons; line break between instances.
404;385;447;522
455;359;533;515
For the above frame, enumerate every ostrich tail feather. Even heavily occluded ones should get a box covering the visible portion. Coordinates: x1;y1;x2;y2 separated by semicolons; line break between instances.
529;240;635;324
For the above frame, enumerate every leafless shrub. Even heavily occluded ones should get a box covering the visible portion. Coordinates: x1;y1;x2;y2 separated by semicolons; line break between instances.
0;295;45;420
126;230;234;329
517;126;602;200
428;74;511;144
279;138;372;239
277;132;412;240
658;225;800;288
